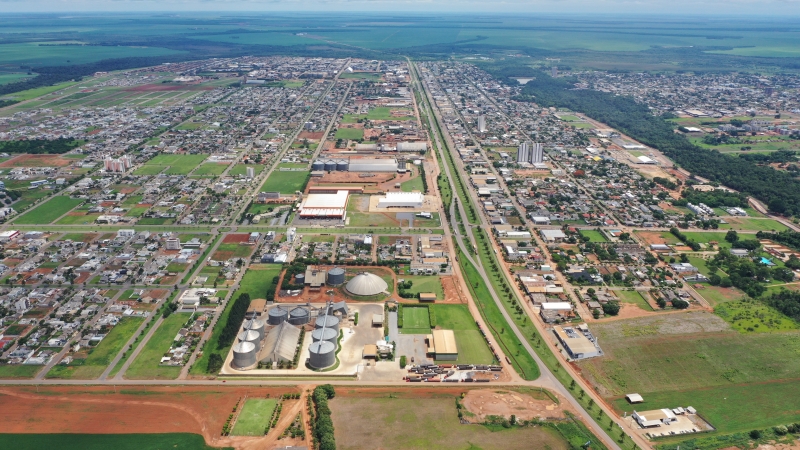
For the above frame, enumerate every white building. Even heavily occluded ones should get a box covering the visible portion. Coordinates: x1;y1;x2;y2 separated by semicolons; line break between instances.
246;167;255;179
349;158;398;172
376;191;424;209
104;155;132;173
165;238;181;250
477;115;487;132
298;190;349;219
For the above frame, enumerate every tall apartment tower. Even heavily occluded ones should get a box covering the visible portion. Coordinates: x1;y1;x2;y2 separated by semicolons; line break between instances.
477;115;487;132
531;143;544;163
246;166;255;179
517;142;530;163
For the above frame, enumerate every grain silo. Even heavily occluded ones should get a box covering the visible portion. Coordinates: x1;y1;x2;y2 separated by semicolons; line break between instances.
326;267;345;286
336;160;349;171
294;273;305;284
232;341;257;369
288;306;310;325
315;314;340;333
312;160;325;171
267;306;289;326
308;340;336;369
245;318;266;340
238;329;261;344
324;160;336;171
345;272;388;297
311;327;338;347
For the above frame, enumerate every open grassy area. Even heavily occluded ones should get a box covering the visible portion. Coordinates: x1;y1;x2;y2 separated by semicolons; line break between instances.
398;275;444;300
334;128;364;140
214;242;254;259
347;212;398;227
1;433;226;450
192;163;229;177
0;363;41;379
614;290;653;311
400;170;425;193
124;313;188;380
46;317;144;379
330;397;569;450
13;196;83;224
235;264;283;304
400;306;430;334
260;170;309;194
231;398;277;436
134;154;207;176
724;217;789;232
714;299;798;333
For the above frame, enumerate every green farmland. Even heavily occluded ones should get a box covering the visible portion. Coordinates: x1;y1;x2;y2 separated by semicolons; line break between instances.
1;433;226;450
260;170;309;194
134;154;207;176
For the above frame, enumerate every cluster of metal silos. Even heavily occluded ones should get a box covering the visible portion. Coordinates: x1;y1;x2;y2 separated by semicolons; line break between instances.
313;159;349;172
315;314;340;333
288;306;310;325
232;318;266;369
308;312;340;369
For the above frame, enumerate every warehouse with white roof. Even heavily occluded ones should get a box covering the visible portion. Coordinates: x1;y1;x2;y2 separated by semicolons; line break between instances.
376;191;424;208
298;190;349;219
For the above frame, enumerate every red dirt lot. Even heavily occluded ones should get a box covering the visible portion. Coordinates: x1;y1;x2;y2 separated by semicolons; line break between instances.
0;154;74;168
0;385;300;448
223;233;251;243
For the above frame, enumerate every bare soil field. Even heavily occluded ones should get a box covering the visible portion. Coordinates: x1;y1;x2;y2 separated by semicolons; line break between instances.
462;389;567;423
0;385;300;449
223;234;251;243
440;276;465;304
0;154;74;168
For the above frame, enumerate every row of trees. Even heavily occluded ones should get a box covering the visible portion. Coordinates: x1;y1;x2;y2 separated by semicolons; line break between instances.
512;70;800;216
0;138;84;154
217;293;251;350
312;385;337;450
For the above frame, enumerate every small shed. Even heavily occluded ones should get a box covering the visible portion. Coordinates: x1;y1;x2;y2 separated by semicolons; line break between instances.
362;344;378;359
372;314;384;327
626;393;644;404
418;293;436;302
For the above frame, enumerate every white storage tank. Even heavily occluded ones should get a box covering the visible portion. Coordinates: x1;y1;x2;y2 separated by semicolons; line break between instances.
232;341;257;369
308;340;336;369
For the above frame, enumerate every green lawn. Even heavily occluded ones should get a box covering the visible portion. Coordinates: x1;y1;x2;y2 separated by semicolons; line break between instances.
215;243;254;259
131;165;164;176
400;171;425;193
192;163;229;176
124;313;188;380
430;304;496;365
347;212;398;227
579;230;608;242
400;306;430;334
724;217;789;232
334;128;364;140
399;275;444;300
0;433;226;450
260;170;309;194
55;213;101;225
231;398;277;436
46;317;144;379
13;196;83;224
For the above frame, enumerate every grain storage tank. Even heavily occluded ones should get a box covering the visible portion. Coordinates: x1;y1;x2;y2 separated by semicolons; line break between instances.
294;273;305;284
238;329;261;344
232;341;257;369
314;314;340;333
345;272;388;297
244;318;266;340
267;306;288;326
308;340;336;369
336;160;349;171
326;267;345;286
312;160;325;171
288;306;310;325
311;327;338;347
324;160;336;172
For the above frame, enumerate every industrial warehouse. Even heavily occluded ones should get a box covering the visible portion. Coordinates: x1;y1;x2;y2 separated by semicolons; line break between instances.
297;190;350;220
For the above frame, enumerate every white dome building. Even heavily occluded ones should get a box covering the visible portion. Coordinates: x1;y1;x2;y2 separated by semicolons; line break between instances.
345;272;389;297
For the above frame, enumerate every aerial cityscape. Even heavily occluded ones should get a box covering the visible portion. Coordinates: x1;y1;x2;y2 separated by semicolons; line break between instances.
1;8;800;450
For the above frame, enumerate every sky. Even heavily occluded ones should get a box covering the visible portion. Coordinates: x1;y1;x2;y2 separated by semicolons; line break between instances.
1;0;799;15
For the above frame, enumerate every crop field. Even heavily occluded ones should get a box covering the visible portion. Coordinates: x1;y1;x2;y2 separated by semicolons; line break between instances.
400;306;430;334
213;242;254;260
714;299;798;333
13;196;83;224
330;397;568;450
134;154;207;176
0;42;182;66
398;275;444;300
230;398;277;436
578;312;800;435
46;317;144;379
260;170;309;194
124;313;188;380
334;128;364;140
0;73;34;85
0;433;223;450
